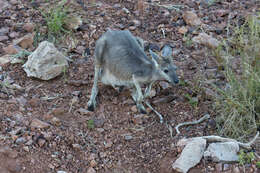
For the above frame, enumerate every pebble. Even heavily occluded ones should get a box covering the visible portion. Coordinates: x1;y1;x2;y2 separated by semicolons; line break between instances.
23;146;29;152
178;26;188;34
90;160;97;167
57;171;67;173
38;139;46;147
31;118;50;129
93;117;105;128
15;137;26;144
104;140;113;148
66;154;73;160
215;163;222;172
72;144;81;150
223;164;230;171
132;114;144;125
232;166;240;173
0;35;9;41
50;117;61;126
159;81;170;89
131;106;138;113
9;32;19;38
23;23;35;32
0;27;9;35
124;135;133;141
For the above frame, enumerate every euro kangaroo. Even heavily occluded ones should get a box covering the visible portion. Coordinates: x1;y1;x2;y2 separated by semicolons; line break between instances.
87;29;179;114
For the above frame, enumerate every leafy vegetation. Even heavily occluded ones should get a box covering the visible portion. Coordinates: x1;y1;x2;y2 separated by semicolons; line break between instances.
238;150;255;165
214;14;260;141
87;119;95;129
41;0;70;42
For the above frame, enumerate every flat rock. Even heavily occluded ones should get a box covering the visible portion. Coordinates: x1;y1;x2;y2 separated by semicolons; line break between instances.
204;142;239;162
0;35;9;41
23;41;68;80
3;45;20;55
192;33;220;48
0;27;9;36
172;138;206;173
13;33;34;49
0;55;13;65
30;118;50;129
9;32;19;38
183;11;202;26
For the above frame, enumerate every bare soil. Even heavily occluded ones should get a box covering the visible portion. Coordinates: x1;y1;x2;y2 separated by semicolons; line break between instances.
0;0;259;172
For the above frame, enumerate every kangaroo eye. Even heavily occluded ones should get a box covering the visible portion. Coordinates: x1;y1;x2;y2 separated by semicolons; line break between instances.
164;69;169;73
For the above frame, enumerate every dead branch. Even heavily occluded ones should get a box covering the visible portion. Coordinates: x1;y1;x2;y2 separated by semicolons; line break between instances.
175;114;210;135
198;131;259;150
145;101;163;123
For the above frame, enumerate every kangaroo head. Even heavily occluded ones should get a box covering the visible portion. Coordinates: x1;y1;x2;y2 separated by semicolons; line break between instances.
149;46;179;84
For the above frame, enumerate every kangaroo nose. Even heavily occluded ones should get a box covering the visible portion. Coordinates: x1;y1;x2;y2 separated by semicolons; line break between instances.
174;79;179;84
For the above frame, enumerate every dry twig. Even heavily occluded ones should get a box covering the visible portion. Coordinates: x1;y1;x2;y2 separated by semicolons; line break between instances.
198;131;259;150
175;114;210;135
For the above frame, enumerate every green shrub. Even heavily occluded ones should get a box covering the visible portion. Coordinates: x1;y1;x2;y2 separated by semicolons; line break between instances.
214;14;260;141
238;150;255;165
42;0;69;41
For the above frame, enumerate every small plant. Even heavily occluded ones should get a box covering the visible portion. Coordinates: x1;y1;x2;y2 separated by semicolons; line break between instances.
238;150;255;165
62;66;68;83
256;161;260;168
87;119;95;129
183;34;193;48
184;93;198;108
179;79;189;87
12;50;31;59
41;0;69;41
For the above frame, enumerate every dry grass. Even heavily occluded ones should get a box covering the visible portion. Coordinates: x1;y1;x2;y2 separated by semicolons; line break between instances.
214;13;260;141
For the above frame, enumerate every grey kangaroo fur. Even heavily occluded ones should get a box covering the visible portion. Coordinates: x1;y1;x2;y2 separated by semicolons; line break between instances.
87;29;179;114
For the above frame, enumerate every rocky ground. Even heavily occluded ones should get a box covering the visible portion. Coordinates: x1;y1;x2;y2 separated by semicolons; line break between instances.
0;0;259;172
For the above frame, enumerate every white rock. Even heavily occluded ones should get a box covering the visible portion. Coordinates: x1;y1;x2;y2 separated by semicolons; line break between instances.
172;138;206;173
23;41;68;80
204;142;239;162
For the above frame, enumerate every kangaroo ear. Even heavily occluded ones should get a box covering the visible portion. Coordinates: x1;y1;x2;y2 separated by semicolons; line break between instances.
149;49;159;61
161;45;172;58
149;49;160;68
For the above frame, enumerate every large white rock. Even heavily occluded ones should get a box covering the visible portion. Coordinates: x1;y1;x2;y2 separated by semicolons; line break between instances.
172;138;206;173
23;41;68;80
204;142;239;162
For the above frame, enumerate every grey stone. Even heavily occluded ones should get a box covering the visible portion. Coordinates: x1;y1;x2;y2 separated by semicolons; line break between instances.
23;41;68;80
15;137;26;144
204;142;239;162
